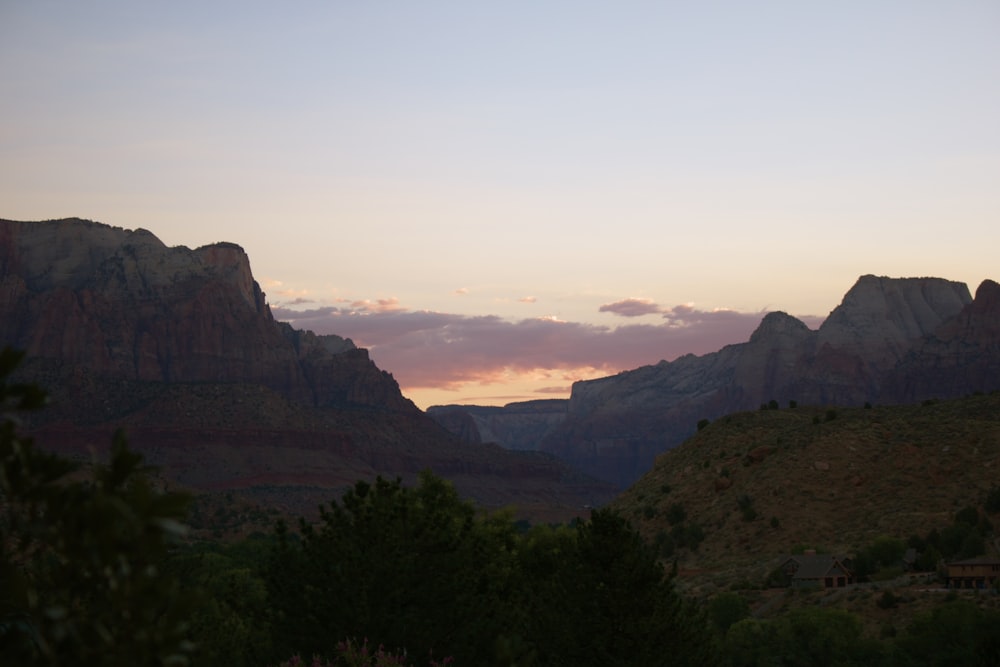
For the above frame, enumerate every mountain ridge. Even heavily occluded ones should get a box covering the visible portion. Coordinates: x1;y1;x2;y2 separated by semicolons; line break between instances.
436;274;999;489
0;218;614;517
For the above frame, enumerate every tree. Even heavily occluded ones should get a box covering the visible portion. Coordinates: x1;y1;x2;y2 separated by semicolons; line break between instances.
708;592;750;635
521;509;715;666
0;347;195;666
266;472;526;666
894;599;1000;666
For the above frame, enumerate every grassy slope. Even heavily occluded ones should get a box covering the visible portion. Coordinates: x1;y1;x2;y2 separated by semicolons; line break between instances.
613;393;1000;596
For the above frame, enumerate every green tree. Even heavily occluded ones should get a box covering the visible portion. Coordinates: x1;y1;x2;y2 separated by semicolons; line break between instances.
0;347;195;666
708;592;750;635
266;472;525;665
521;509;715;666
165;539;274;667
893;599;1000;666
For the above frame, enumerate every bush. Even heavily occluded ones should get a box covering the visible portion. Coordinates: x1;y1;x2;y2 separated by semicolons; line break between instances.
666;502;687;525
877;591;899;609
986;486;1000;513
0;347;195;666
737;494;757;522
708;592;750;635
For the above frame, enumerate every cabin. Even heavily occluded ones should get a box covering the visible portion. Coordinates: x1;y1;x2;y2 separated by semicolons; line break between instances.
778;552;854;588
945;558;1000;589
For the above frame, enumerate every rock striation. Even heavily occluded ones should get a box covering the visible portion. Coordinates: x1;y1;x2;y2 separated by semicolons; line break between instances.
0;218;402;410
0;218;614;516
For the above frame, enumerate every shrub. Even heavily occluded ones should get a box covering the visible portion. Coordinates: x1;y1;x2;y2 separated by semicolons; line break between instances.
986;486;1000;513
666;502;687;525
737;495;757;522
876;591;899;609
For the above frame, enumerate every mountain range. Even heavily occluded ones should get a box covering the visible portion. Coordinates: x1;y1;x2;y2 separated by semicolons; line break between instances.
0;218;614;519
432;275;1000;488
4;217;998;512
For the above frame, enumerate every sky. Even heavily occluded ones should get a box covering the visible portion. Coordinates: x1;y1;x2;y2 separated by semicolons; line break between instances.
2;1;998;409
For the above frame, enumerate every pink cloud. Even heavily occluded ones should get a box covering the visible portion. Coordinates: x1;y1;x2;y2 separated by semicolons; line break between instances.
518;296;537;303
535;385;573;395
348;297;404;313
599;297;662;317
272;301;825;393
276;296;315;306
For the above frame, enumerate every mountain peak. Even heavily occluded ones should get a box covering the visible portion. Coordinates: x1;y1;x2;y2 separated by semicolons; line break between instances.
749;311;812;344
817;275;971;353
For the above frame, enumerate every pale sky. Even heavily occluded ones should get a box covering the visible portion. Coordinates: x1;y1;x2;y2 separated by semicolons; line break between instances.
2;1;998;409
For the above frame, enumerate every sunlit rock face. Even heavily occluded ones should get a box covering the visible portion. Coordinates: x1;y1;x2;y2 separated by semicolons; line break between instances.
435;275;996;490
816;274;971;361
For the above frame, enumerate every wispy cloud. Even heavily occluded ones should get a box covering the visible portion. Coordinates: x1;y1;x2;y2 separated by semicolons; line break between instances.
272;298;825;393
599;297;662;317
518;296;537;303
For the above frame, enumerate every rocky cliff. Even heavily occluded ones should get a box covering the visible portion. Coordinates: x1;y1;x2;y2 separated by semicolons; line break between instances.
0;218;405;410
437;275;998;490
0;218;614;516
427;399;568;450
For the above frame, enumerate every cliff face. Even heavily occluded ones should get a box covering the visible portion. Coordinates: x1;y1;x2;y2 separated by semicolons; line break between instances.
427;399;569;450
0;218;408;411
435;275;996;490
0;218;615;516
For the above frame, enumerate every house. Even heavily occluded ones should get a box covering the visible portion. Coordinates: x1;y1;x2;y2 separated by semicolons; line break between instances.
945;558;1000;589
778;552;854;588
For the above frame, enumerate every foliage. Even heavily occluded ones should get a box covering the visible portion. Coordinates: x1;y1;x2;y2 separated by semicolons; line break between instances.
164;537;274;667
519;509;715;666
0;347;195;666
723;607;885;666
707;592;750;635
266;481;716;666
893;600;1000;666
985;485;1000;513
266;473;523;666
666;502;687;524
736;494;757;522
275;638;453;667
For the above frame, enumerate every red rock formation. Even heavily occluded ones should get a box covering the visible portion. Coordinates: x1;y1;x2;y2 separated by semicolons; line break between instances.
0;218;615;516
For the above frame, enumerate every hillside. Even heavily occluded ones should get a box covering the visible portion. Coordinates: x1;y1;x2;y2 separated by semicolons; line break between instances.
613;392;1000;593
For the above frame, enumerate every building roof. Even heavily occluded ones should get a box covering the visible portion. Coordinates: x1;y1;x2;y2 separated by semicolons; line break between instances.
784;554;852;580
947;557;1000;566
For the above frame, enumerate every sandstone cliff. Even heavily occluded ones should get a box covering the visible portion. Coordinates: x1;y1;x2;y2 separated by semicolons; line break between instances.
0;218;614;516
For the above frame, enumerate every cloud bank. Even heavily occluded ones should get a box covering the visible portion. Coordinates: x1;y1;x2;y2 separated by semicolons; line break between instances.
272;299;825;395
